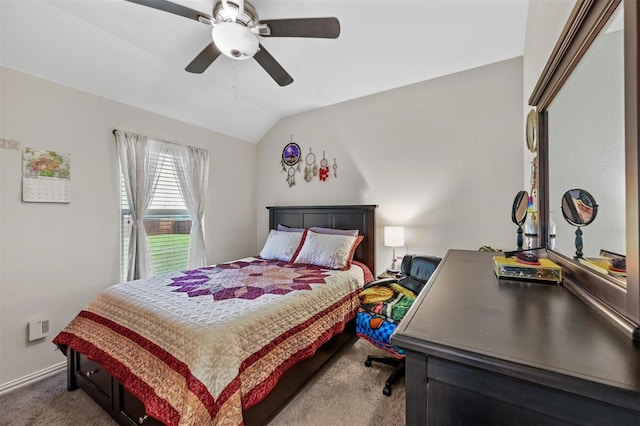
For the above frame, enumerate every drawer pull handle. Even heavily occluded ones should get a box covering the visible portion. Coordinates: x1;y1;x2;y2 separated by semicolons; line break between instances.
84;369;97;377
139;414;148;424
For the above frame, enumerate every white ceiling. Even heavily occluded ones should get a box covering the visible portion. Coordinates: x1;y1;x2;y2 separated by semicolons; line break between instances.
0;0;529;143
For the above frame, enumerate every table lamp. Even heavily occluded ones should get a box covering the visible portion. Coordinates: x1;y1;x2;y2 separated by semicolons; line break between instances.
384;226;405;273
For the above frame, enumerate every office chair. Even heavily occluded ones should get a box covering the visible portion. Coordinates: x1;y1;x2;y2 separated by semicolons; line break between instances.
356;254;441;396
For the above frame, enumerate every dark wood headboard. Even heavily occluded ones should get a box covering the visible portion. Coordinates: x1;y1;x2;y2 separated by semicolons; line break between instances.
267;205;377;274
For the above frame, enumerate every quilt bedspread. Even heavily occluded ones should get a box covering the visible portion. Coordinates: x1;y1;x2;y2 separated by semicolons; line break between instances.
53;258;368;425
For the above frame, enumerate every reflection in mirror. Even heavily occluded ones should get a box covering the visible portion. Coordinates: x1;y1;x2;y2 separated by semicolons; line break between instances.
547;3;625;260
512;190;528;250
561;188;598;226
609;256;626;275
561;188;598;258
531;0;639;339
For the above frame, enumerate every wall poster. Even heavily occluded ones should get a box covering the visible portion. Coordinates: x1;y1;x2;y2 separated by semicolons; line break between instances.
22;147;71;203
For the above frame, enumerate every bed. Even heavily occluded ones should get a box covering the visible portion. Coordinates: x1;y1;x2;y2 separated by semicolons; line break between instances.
53;205;376;425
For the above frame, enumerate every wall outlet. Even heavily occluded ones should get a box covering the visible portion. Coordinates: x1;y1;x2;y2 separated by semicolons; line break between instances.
28;319;49;341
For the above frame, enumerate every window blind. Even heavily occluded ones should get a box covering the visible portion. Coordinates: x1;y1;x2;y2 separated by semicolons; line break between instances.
120;153;191;281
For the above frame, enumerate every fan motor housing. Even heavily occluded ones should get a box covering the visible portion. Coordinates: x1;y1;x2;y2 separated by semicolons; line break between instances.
213;1;258;27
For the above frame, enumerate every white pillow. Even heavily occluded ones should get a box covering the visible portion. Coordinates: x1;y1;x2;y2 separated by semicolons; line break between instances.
292;230;358;270
259;230;304;262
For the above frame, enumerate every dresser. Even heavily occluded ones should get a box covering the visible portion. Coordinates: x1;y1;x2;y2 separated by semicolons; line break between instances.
391;249;640;425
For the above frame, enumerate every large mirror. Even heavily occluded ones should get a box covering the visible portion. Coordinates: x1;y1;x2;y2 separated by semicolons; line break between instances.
530;0;639;340
548;6;624;262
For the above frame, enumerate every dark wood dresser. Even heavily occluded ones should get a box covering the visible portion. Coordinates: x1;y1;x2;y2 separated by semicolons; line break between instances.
391;249;640;425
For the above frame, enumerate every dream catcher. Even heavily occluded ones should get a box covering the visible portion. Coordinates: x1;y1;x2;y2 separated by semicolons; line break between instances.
304;148;317;182
281;138;301;187
318;151;329;181
280;141;339;186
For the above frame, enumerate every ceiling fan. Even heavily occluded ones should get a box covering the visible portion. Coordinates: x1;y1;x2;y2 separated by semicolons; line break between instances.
125;0;341;86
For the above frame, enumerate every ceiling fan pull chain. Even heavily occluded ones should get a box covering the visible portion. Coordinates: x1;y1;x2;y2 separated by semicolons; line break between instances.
232;62;237;101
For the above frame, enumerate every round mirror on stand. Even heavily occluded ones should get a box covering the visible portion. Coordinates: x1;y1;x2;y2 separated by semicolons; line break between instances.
512;191;529;250
561;188;598;258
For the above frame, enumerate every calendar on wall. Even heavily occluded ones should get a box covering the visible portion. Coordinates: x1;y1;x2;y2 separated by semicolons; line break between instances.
22;147;71;203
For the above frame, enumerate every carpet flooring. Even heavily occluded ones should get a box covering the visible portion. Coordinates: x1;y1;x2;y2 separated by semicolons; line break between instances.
0;338;405;426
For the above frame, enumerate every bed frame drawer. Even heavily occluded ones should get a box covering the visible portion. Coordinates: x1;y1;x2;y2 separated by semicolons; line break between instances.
75;352;113;410
69;349;162;425
118;385;163;426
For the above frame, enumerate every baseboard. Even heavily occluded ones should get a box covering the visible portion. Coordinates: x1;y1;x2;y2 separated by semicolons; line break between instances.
0;361;66;396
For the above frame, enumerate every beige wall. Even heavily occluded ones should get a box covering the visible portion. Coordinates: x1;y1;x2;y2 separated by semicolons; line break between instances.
0;67;257;386
256;58;524;275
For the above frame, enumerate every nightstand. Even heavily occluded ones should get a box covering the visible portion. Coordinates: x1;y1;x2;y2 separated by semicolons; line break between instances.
377;271;403;280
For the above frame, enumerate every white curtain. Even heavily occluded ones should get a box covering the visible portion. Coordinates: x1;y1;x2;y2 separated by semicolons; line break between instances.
115;130;161;280
166;143;210;268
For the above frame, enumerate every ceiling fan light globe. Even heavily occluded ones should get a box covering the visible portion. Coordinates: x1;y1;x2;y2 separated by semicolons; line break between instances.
212;22;258;60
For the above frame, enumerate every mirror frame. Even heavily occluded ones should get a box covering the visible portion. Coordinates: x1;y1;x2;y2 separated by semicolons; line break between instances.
529;0;639;341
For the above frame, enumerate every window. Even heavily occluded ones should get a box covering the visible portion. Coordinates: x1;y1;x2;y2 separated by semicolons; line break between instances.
116;130;209;280
120;152;191;281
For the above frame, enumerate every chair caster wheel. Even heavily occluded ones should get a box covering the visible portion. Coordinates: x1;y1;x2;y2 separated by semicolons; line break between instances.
383;386;392;396
364;359;372;367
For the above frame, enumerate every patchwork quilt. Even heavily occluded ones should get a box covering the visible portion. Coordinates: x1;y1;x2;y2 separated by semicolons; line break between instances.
53;258;370;425
356;282;418;357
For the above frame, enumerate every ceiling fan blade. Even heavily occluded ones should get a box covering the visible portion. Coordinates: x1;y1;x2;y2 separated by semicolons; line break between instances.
185;42;222;73
124;0;211;23
253;44;294;86
260;18;340;38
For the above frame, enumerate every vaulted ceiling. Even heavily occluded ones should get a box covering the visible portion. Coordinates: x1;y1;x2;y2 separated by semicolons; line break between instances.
0;0;529;143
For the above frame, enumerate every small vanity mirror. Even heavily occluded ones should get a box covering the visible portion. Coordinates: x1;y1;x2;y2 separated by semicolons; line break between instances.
561;188;598;258
512;190;529;250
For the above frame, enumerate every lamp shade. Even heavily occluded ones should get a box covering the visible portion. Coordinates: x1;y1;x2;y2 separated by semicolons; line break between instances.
384;226;405;247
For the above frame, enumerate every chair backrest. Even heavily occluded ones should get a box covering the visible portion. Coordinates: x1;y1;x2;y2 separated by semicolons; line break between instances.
399;255;441;295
